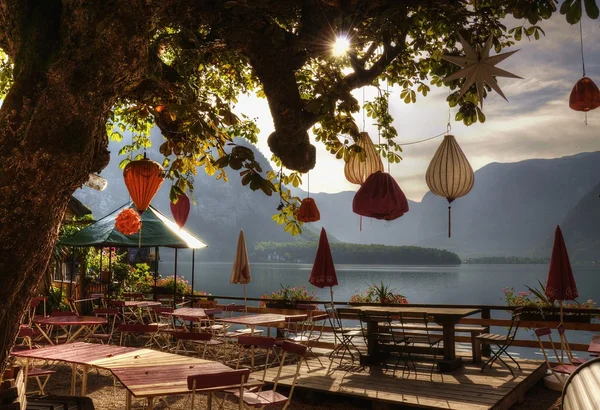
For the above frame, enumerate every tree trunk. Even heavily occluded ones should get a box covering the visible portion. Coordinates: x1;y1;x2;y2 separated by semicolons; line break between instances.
0;1;153;374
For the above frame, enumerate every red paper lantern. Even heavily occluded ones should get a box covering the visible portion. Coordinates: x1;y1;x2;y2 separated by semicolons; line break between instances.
569;77;600;112
123;157;165;213
170;193;191;228
352;171;409;221
297;198;321;222
115;208;142;235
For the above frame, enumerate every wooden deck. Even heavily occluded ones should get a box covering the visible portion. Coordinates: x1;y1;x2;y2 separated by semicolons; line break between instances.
256;354;547;410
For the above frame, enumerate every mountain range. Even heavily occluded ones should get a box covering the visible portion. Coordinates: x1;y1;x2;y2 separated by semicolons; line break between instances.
74;129;600;263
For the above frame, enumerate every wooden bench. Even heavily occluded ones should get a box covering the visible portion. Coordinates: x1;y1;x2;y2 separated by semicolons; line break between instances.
561;356;600;410
0;368;95;410
391;323;487;362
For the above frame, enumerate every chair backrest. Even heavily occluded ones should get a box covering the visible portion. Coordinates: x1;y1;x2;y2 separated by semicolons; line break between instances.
399;312;437;344
93;308;120;316
50;310;78;317
506;309;521;340
118;324;159;333
172;331;212;341
237;335;276;349
535;326;570;383
561;357;600;410
108;300;125;308
324;304;342;332
187;368;249;390
271;341;307;406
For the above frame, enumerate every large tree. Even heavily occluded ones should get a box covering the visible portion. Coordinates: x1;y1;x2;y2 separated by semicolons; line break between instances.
0;0;596;371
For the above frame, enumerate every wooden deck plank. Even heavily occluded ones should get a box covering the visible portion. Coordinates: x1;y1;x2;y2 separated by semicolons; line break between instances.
255;355;546;410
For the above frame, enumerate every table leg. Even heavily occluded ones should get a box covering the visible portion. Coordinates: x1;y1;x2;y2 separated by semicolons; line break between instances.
34;323;54;345
438;321;462;372
361;320;378;365
147;396;154;410
71;363;77;395
67;325;91;343
24;359;30;393
81;365;89;396
126;392;132;410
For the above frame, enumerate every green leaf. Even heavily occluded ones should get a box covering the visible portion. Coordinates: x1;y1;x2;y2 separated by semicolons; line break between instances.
585;0;600;18
567;0;582;23
560;0;574;14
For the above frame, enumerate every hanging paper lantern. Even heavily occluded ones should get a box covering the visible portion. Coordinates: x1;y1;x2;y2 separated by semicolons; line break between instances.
569;77;600;112
123;156;165;213
115;208;142;235
170;192;191;228
344;132;384;185
297;198;321;222
352;171;409;221
425;134;474;237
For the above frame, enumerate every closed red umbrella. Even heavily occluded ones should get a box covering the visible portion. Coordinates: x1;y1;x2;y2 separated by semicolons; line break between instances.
545;225;578;323
309;228;338;303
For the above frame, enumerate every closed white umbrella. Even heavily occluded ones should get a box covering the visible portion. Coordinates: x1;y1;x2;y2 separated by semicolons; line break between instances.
230;230;252;308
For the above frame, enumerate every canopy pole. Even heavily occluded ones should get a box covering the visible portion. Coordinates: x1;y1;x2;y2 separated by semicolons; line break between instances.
70;247;76;299
191;249;195;308
173;248;178;309
108;248;113;302
154;246;159;301
99;248;103;285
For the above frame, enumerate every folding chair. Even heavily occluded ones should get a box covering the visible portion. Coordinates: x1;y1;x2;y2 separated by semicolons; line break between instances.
231;335;276;381
171;331;224;360
235;341;306;410
117;324;160;348
361;311;411;377
188;369;249;410
477;309;521;375
557;323;586;366
325;305;364;364
535;327;577;385
87;308;119;344
399;312;442;379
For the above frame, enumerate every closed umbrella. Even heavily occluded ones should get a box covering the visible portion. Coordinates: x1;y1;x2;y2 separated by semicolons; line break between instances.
309;228;338;304
545;225;578;323
230;230;252;308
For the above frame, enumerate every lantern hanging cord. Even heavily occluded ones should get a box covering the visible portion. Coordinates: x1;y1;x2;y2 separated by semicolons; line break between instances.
580;20;586;77
362;88;366;132
447;88;452;134
399;130;447;146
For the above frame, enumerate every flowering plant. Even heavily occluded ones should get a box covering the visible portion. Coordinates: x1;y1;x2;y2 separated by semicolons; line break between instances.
260;284;317;307
350;282;408;305
503;280;597;313
157;275;191;295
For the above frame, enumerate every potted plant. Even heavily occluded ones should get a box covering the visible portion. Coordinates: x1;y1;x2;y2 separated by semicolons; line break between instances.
260;285;317;309
349;282;409;305
503;280;597;323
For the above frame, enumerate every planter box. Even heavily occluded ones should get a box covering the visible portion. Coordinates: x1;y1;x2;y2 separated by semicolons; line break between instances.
265;300;297;309
520;312;592;323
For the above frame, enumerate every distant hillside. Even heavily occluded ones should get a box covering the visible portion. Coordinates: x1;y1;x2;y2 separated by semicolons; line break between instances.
534;181;600;263
253;241;461;265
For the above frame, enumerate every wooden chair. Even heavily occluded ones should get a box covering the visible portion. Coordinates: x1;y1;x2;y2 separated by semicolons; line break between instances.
235;341;307;410
561;356;600;410
399;312;442;378
8;335;55;395
557;323;586;366
234;335;276;373
171;331;224;360
535;327;577;385
477;309;521;375
188;369;249;410
361;311;411;377
117;324;160;348
324;304;364;364
87;308;119;344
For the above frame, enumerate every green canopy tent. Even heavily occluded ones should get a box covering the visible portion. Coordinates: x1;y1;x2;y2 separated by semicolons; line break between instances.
61;203;207;306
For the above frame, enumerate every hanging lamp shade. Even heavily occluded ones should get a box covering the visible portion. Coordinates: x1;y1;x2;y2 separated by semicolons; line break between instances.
425;134;474;237
123;157;165;213
352;171;409;221
170;192;191;228
344;132;384;185
115;208;142;235
297;198;321;222
569;77;600;112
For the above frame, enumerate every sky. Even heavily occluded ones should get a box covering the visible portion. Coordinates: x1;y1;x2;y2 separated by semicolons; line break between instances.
233;15;600;202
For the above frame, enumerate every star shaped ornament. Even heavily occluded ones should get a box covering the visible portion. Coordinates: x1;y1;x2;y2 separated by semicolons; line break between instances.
442;34;522;106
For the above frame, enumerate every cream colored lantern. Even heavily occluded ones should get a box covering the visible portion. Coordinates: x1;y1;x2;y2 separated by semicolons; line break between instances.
344;132;384;185
425;134;474;237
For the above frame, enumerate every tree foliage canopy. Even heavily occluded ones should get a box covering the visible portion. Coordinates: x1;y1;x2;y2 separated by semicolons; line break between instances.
0;0;596;235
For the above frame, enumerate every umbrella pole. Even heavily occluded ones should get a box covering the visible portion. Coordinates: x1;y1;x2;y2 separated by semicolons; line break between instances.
330;287;334;305
559;300;565;362
173;248;178;309
191;249;195;308
244;283;247;311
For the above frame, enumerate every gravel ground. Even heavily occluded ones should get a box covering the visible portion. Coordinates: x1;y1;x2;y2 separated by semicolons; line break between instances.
31;364;561;410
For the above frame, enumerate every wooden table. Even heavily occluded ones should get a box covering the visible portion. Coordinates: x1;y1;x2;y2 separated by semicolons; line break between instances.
112;362;261;409
122;301;162;323
349;306;480;372
588;335;600;356
218;313;306;336
171;307;209;319
33;316;107;345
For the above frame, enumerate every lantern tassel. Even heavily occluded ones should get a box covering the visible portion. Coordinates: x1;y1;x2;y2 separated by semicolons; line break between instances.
448;205;452;238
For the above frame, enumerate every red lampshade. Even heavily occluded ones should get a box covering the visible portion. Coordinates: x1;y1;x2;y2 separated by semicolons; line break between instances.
115;208;142;235
569;77;600;112
297;198;321;222
352;171;409;221
170;192;191;228
123;157;165;213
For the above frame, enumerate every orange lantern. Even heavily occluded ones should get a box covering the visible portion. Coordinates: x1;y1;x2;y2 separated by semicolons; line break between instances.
297;198;320;222
115;208;142;235
123;156;165;213
569;77;600;112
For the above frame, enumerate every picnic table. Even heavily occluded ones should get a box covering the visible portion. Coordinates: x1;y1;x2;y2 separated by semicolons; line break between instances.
349;305;480;372
218;313;306;336
588;335;600;356
33;316;107;345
